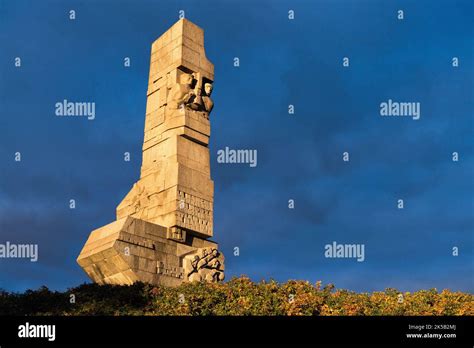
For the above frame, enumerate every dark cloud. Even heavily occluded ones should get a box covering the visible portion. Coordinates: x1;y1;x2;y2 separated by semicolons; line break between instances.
0;0;472;293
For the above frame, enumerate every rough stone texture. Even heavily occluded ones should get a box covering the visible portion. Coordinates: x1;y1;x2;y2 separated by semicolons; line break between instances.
77;19;224;287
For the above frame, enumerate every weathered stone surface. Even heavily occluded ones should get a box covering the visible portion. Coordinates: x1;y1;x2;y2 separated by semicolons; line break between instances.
77;19;224;287
116;18;215;239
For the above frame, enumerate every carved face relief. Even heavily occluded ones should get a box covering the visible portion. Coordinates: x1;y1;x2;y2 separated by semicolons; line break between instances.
204;83;213;96
180;73;193;86
212;259;220;269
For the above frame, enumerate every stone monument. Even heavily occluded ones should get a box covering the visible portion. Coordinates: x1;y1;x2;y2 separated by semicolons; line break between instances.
77;19;225;287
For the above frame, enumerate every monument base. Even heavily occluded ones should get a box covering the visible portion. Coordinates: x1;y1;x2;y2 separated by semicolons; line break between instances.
77;217;224;287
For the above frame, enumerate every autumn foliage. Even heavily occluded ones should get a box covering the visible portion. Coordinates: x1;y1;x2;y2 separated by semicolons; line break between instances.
0;277;472;316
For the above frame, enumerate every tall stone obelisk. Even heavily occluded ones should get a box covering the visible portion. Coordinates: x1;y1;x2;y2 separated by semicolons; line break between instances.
77;19;225;287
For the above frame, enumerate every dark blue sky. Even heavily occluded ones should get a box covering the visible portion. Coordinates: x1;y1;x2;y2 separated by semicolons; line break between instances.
0;0;472;293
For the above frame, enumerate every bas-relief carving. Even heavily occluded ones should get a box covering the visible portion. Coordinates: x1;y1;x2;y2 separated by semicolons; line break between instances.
168;72;214;117
184;247;225;282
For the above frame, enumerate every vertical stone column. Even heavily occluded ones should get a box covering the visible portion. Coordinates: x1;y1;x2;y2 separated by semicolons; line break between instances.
117;19;215;241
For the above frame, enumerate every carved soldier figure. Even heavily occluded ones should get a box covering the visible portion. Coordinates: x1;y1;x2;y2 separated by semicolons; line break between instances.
189;72;203;110
168;73;195;109
188;255;200;277
197;248;210;269
210;258;220;270
202;83;214;113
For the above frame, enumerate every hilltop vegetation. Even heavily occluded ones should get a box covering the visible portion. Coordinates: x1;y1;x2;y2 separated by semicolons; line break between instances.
0;277;472;316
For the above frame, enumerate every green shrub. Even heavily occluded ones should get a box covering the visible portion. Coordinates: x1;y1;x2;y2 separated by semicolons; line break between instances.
0;277;472;316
